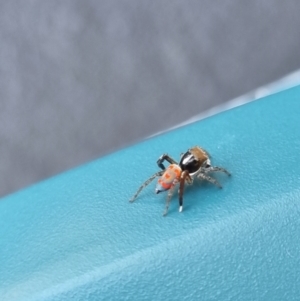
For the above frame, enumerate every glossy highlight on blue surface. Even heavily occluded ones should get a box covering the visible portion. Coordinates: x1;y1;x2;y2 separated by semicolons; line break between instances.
1;86;300;300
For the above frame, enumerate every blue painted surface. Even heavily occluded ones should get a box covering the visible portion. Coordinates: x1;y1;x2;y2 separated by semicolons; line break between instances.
1;86;300;300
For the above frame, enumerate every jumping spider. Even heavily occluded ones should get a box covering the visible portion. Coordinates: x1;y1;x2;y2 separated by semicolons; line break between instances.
130;146;231;216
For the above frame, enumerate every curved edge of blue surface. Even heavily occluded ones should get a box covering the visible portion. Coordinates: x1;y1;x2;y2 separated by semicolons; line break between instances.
1;86;300;301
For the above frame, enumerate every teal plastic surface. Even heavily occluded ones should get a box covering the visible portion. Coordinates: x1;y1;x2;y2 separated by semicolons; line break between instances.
1;86;300;300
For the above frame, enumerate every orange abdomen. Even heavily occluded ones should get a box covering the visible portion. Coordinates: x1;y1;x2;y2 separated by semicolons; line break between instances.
157;164;182;191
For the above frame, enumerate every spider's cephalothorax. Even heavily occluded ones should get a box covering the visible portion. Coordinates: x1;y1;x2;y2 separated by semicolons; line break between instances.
130;146;230;216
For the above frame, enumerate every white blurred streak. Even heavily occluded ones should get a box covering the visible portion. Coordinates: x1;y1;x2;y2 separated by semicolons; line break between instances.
150;69;300;138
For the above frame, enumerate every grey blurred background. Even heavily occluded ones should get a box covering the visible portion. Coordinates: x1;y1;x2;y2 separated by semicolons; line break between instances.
1;1;300;197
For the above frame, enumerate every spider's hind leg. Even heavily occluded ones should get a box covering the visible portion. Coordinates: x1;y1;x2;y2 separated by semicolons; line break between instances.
157;154;178;170
163;184;177;216
130;171;164;202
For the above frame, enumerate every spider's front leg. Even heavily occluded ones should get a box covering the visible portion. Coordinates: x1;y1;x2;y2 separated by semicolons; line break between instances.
130;170;164;203
178;170;191;213
157;154;178;170
162;171;190;216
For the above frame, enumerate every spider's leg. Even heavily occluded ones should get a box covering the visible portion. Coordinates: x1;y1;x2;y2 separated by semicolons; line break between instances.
130;171;164;202
197;173;222;188
205;166;231;176
163;182;177;216
178;170;190;213
157;154;178;170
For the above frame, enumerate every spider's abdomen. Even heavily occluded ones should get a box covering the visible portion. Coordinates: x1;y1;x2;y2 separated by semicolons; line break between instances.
156;164;182;192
